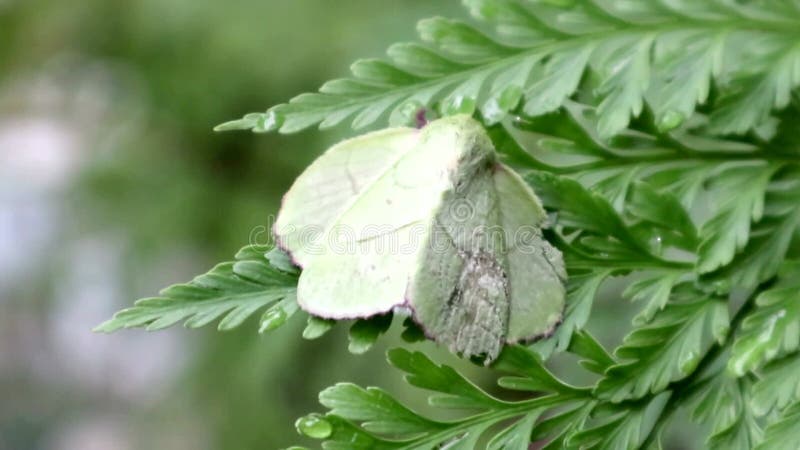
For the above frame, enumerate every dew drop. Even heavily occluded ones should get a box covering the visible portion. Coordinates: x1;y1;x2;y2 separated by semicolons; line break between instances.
715;322;730;342
254;109;283;133
442;95;476;116
295;414;332;439
657;110;684;132
481;86;522;124
679;350;699;374
259;307;287;333
482;98;505;124
649;234;663;254
497;85;522;112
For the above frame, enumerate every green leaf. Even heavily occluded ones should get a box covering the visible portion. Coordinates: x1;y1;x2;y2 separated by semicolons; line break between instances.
522;45;592;117
569;392;670;450
647;30;722;131
417;17;515;63
710;41;800;135
532;401;595;449
303;316;336;340
596;290;729;402
567;330;616;375
266;246;300;274
729;278;800;376
348;314;394;354
319;383;443;435
622;271;682;325
387;348;501;410
692;374;763;450
213;112;271;132
709;174;800;290
526;172;646;255
757;401;800;450
697;164;775;273
223;0;800;138
498;99;762;221
299;347;585;449
626;181;697;247
297;415;396;449
495;345;588;396
594;35;654;138
436;424;491;450
486;413;538;450
96;245;298;332
751;355;800;416
259;292;300;333
527;172;620;236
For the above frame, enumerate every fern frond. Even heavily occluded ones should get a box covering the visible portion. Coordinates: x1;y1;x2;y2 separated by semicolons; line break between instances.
707;171;800;290
596;287;729;402
95;246;298;332
757;400;800;450
751;355;800;416
696;164;777;274
294;346;593;449
568;392;670;450
692;374;763;450
220;0;800;138
524;170;696;355
728;266;800;375
497;102;798;294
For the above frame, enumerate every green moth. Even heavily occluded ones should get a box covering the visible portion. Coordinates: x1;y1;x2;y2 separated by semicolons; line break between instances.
274;115;566;363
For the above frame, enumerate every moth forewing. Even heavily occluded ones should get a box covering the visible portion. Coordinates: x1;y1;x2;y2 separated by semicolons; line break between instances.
492;164;566;343
296;224;419;319
277;117;486;319
274;127;417;267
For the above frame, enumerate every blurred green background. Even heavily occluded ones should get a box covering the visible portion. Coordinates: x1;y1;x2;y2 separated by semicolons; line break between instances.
0;1;695;449
0;1;471;449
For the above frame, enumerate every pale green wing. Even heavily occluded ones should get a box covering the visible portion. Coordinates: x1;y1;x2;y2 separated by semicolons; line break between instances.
276;116;484;318
274;127;416;266
296;224;421;318
492;163;566;343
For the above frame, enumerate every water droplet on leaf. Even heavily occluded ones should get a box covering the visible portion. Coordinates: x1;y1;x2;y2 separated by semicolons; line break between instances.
657;110;684;132
252;110;282;133
295;414;332;439
498;86;522;112
441;95;476;116
649;234;663;254
482;87;521;124
679;350;699;374
259;308;287;333
482;98;505;124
